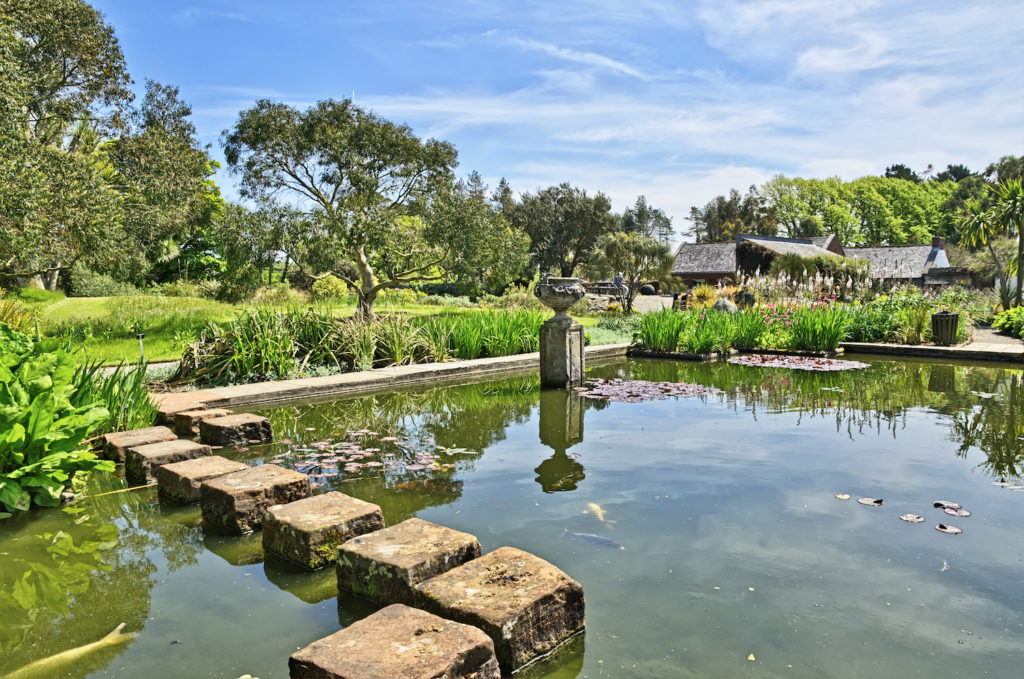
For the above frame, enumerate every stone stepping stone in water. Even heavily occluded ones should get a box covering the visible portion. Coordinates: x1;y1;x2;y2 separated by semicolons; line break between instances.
415;546;585;675
336;517;481;605
262;492;385;570
156;398;208;425
100;426;178;462
289;603;500;679
200;413;273;447
200;464;310;534
173;407;234;435
156;455;249;505
125;439;213;484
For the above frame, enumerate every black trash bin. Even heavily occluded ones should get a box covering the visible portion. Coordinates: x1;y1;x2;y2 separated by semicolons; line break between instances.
931;311;960;346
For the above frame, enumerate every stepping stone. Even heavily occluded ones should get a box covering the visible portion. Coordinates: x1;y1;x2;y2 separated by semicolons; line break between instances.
156;455;248;504
336;517;480;604
156;398;207;425
173;407;233;435
100;426;177;462
125;439;213;484
288;603;500;679
263;492;385;570
201;464;310;534
415;546;586;674
200;413;273;446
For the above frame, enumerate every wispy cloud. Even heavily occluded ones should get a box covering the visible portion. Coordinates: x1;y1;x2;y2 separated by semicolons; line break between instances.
507;37;652;80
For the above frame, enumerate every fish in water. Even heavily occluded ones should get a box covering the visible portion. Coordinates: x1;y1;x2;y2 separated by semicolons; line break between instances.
585;502;614;525
565;530;624;550
6;623;136;679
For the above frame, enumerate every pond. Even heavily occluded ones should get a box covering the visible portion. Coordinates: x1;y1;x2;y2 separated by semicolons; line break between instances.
2;356;1024;678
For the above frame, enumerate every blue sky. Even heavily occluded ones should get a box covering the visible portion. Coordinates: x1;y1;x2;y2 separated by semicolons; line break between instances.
94;0;1023;240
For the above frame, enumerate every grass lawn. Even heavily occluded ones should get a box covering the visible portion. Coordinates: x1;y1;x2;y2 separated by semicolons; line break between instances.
20;295;630;365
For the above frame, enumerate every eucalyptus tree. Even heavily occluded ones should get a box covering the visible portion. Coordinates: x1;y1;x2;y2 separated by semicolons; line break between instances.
223;98;458;317
0;0;132;288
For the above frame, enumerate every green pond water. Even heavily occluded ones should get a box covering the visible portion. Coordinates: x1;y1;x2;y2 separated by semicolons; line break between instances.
3;356;1024;678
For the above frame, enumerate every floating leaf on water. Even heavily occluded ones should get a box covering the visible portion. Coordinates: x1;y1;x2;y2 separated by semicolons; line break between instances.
857;498;883;506
944;508;972;518
728;355;870;372
278;438;292;445
747;653;756;662
899;514;926;523
936;524;963;535
379;436;398;442
933;500;962;510
834;493;851;500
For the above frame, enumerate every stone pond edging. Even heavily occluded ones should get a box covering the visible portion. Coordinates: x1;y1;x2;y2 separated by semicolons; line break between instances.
152;343;630;417
839;341;1024;363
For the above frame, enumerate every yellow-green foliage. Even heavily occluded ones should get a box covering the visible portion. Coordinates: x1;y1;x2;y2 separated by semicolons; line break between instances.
689;284;717;308
311;275;349;301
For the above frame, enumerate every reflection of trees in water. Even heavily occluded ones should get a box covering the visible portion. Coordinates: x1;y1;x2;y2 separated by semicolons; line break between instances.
0;475;205;677
952;373;1024;479
255;377;541;522
599;358;1024;479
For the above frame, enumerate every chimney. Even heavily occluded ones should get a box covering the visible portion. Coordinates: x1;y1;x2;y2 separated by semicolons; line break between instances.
932;236;946;250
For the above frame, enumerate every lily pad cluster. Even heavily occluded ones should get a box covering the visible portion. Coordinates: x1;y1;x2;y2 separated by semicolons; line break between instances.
728;354;870;371
836;493;973;534
266;430;466;488
574;378;722;403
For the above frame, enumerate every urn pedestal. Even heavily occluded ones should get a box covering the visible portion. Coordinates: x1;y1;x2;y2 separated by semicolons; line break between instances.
535;277;586;388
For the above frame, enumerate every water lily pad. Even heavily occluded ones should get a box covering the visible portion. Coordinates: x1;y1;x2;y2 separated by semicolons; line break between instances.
943;508;971;518
933;500;962;510
857;498;883;506
834;493;851;500
899;514;926;523
728;355;870;372
936;524;963;535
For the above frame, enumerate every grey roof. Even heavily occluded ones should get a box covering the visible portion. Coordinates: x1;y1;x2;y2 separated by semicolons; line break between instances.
846;245;947;279
671;241;736;275
738;236;836;259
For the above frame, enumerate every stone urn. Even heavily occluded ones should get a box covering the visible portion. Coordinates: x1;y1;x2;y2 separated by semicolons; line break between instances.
535;277;586;388
534;277;585;319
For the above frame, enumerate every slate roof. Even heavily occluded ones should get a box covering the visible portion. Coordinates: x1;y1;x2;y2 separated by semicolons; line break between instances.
671;242;736;275
739;236;836;259
846;245;948;279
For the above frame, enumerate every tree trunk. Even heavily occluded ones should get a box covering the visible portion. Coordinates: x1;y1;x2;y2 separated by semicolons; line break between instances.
281;255;290;285
1017;231;1023;308
42;263;61;292
353;247;377;319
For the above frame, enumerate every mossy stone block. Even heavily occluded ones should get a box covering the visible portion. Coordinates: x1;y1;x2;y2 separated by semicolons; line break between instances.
336;517;480;604
173;407;234;435
415;546;586;674
200;464;310;534
263;491;384;570
288;603;500;679
101;426;177;462
125;438;212;484
199;413;273;446
157;455;249;504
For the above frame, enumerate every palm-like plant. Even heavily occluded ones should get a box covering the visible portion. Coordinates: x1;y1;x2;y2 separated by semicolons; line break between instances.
959;179;1024;307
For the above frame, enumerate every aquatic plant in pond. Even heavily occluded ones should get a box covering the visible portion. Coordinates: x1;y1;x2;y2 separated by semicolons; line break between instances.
728;354;870;371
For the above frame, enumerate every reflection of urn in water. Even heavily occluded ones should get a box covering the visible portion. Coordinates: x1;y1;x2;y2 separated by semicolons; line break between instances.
535;389;586;492
535;277;586;388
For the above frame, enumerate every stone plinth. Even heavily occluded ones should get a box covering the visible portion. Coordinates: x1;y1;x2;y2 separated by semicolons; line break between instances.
289;603;500;679
263;492;385;570
125;439;212;484
173;407;234;435
415;546;585;674
101;426;178;462
200;464;310;534
336;517;481;604
199;413;273;446
156;455;249;504
539;317;585;388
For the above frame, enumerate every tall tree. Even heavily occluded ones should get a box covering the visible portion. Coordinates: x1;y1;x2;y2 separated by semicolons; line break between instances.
508;183;615;277
959;180;1024;306
621;195;673;242
935;164;974;183
687;185;776;243
883;164;921;183
425;174;530;297
0;0;132;288
223;98;458;317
